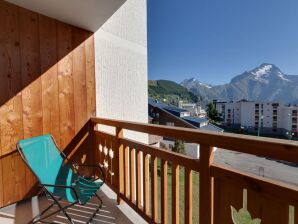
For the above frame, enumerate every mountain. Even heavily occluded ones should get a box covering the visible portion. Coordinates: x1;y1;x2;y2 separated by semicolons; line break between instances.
148;80;203;105
181;63;298;104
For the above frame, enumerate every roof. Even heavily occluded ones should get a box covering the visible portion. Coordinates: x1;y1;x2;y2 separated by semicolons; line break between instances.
200;123;224;132
148;99;189;113
182;116;208;124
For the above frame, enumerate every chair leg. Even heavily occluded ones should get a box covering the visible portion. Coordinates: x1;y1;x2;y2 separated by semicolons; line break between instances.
86;193;103;223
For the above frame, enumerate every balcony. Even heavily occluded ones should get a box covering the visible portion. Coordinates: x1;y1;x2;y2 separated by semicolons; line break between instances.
2;118;298;224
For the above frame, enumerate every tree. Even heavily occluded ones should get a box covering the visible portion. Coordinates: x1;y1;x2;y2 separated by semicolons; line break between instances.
172;140;185;155
206;102;219;122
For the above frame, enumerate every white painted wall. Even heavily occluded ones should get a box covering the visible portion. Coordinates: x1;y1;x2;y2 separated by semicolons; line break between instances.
94;0;148;144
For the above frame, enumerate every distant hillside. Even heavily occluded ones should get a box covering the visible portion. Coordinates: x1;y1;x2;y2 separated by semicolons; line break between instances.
148;80;202;105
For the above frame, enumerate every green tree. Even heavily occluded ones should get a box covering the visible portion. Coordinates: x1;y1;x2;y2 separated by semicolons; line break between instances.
172;140;185;155
206;102;219;122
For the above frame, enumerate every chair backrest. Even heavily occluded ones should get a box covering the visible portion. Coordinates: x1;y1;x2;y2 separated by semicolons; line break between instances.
17;135;76;193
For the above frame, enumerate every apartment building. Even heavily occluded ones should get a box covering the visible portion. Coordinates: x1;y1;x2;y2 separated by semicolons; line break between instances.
178;101;207;117
215;100;298;137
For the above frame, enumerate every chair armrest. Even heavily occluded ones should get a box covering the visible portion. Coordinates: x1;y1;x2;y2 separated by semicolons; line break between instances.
40;183;79;202
74;164;106;183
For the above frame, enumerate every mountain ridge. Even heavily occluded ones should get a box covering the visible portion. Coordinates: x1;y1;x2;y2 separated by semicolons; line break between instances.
181;63;298;104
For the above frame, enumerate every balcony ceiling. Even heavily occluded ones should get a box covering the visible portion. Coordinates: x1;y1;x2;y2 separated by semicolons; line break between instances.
5;0;126;32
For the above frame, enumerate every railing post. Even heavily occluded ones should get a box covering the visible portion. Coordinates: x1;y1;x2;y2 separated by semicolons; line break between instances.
116;127;124;205
199;144;214;224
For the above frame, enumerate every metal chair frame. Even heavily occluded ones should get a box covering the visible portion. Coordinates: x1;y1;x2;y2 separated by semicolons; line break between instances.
16;135;105;224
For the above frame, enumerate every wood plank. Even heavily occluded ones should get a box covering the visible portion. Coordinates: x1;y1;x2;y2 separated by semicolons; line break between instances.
72;27;87;133
185;167;193;224
161;159;168;224
172;163;179;224
151;155;158;222
247;189;289;224
57;22;75;150
0;95;24;156
0;159;3;206
19;6;41;196
85;35;96;117
39;15;60;146
211;164;298;204
199;144;214;224
92;117;298;164
213;178;243;224
130;148;136;203
2;154;26;205
0;1;22;105
116;127;124;205
0;1;23;156
143;153;150;214
124;145;130;198
136;150;142;209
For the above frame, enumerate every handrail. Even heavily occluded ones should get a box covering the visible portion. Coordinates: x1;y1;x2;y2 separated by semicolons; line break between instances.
91;117;298;224
91;117;298;163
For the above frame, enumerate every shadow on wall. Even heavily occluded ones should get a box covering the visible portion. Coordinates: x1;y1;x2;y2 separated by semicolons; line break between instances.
0;0;126;209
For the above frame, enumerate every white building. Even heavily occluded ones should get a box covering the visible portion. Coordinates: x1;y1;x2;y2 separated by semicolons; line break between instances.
178;101;206;117
215;100;298;137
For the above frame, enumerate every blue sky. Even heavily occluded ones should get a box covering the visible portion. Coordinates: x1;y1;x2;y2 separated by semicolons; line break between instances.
147;0;298;85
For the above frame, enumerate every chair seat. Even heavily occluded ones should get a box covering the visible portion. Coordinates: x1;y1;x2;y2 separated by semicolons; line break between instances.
54;177;104;205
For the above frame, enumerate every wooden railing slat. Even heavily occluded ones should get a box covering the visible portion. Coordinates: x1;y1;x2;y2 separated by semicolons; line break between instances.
136;150;142;209
130;148;136;203
143;153;150;215
172;163;179;224
151;155;158;222
120;138;200;172
124;146;130;198
185;167;193;224
161;159;168;224
116;127;124;205
199;144;214;224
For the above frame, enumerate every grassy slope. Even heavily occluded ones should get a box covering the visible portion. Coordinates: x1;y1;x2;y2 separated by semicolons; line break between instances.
149;80;200;104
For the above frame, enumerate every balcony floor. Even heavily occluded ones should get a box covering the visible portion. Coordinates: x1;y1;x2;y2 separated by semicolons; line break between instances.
0;184;146;224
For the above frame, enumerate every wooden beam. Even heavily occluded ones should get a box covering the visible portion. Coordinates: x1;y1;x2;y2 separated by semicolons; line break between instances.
151;155;158;222
172;164;179;224
161;159;168;224
116;127;124;205
185;167;193;224
199;144;214;224
91;117;298;164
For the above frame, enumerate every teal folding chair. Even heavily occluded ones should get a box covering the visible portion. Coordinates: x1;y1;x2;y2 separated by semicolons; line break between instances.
17;134;105;224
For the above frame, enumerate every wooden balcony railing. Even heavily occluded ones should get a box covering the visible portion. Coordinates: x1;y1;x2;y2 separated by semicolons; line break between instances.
90;117;298;224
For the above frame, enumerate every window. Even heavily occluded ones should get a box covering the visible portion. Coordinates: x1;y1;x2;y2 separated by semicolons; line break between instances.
292;117;297;123
293;110;298;116
156;113;159;118
166;122;174;126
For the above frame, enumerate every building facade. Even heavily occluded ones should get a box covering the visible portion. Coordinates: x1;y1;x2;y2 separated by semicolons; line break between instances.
215;100;298;137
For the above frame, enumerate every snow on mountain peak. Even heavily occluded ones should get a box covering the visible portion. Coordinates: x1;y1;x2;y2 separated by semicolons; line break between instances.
251;64;290;83
198;82;212;88
252;64;273;79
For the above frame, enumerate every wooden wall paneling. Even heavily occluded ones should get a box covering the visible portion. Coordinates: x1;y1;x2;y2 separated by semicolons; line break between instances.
72;27;88;134
2;154;26;205
57;22;75;150
39;15;60;146
0;1;96;208
214;178;243;224
19;7;42;194
247;189;289;224
0;159;3;206
85;36;96;117
0;1;23;156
